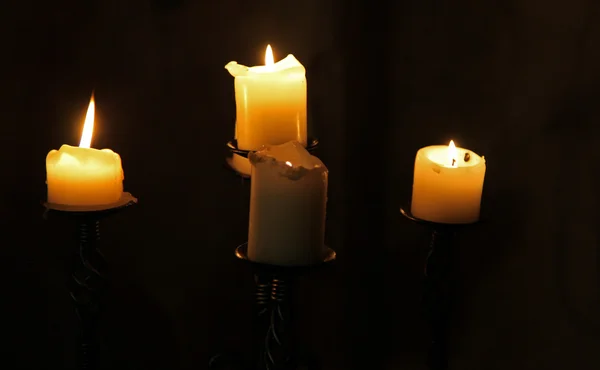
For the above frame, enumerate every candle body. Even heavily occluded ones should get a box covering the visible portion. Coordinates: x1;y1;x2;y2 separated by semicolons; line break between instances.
226;55;307;176
248;141;327;266
411;145;486;224
46;144;124;206
233;73;307;149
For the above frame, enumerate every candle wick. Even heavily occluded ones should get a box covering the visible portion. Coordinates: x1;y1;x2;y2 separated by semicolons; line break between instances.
451;158;456;167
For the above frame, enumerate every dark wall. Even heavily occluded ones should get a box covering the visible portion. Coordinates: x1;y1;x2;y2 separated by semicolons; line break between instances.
1;0;599;369
386;2;600;369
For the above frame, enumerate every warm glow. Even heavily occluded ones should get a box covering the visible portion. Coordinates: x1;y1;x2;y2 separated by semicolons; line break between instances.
285;161;293;167
448;140;458;167
265;45;274;67
79;94;95;148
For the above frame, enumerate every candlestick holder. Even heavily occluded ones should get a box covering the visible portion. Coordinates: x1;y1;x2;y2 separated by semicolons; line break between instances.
225;138;319;178
209;243;335;370
43;192;138;370
400;206;477;370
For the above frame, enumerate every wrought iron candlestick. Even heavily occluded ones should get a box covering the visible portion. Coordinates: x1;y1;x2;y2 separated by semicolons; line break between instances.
400;207;476;370
44;193;138;370
225;138;320;178
210;243;335;370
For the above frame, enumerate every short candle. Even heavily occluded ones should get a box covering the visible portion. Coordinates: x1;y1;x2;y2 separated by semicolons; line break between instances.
226;45;307;176
248;141;327;266
46;95;124;206
410;140;486;224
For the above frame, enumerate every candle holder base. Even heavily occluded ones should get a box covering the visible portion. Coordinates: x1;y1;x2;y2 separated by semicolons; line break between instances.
209;243;335;370
44;192;138;215
44;192;138;370
225;138;319;179
225;156;252;179
400;206;477;370
234;242;336;272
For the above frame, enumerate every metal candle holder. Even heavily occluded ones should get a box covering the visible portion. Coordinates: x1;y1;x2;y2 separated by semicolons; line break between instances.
210;243;336;370
44;192;138;370
400;206;477;370
225;138;320;178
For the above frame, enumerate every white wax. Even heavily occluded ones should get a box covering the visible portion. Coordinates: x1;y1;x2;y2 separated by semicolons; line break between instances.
248;141;328;266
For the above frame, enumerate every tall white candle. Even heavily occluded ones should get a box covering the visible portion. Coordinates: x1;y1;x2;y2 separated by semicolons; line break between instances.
411;140;486;224
248;141;328;266
226;45;307;177
46;95;124;206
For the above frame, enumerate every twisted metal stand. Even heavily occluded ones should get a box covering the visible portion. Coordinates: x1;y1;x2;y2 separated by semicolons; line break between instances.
209;244;335;370
71;218;105;369
255;273;294;370
422;227;454;370
44;192;137;370
401;207;475;370
238;244;335;370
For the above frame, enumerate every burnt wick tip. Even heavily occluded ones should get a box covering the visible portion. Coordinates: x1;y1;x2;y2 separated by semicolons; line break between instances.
464;152;471;162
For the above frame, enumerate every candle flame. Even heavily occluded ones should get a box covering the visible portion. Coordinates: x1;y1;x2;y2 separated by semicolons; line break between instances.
448;140;458;167
285;161;292;167
79;94;95;148
265;44;274;67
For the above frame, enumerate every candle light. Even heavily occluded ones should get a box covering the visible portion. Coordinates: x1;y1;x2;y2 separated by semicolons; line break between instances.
248;141;327;266
46;94;124;206
226;45;307;176
410;140;486;224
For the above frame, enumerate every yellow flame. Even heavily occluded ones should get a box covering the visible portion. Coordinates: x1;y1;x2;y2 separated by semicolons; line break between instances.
265;44;274;67
448;140;458;167
79;94;95;148
285;161;292;167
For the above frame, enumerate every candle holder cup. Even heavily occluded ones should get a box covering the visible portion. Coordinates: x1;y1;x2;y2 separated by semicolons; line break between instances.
209;243;335;370
43;192;138;370
400;206;478;370
225;138;320;178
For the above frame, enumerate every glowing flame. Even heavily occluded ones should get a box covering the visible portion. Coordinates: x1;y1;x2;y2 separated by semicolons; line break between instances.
79;94;95;148
447;140;458;167
265;44;274;67
285;161;292;167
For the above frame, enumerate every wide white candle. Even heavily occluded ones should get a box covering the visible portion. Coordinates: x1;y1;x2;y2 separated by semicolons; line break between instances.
411;140;486;224
248;141;327;266
226;45;307;177
46;95;124;206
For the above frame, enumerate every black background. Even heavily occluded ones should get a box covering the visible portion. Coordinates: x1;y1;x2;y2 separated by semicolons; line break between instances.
1;0;599;369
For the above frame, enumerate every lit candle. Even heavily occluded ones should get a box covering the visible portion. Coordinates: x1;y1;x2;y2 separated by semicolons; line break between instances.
410;140;486;224
225;45;307;176
46;95;124;206
248;141;327;266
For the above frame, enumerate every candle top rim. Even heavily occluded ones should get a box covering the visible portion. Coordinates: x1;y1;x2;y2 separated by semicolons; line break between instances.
53;143;117;153
47;144;121;167
417;145;485;168
249;141;326;180
225;54;305;77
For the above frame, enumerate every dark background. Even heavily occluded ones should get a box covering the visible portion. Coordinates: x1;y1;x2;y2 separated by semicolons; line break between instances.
1;0;599;369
